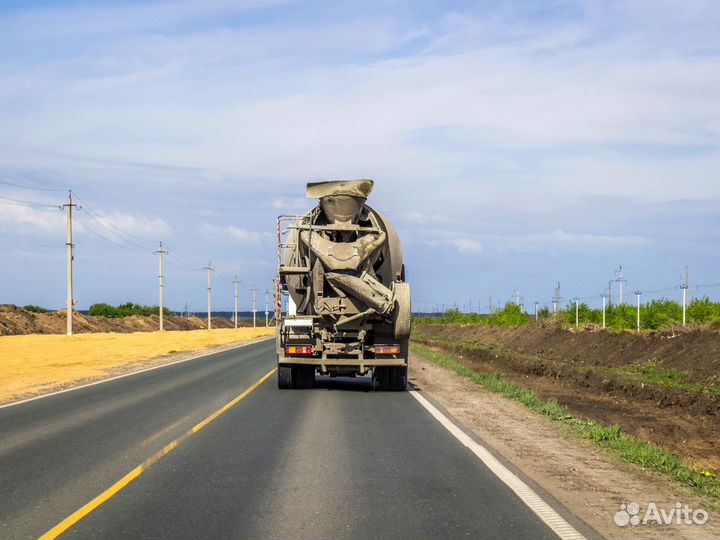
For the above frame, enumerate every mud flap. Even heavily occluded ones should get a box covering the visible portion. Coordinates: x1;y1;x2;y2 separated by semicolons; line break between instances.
372;366;407;391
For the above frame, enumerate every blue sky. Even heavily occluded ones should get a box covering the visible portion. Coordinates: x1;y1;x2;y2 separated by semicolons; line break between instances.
0;0;719;313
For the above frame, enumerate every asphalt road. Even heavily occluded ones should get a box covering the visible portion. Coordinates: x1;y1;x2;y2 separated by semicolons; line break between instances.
0;338;589;539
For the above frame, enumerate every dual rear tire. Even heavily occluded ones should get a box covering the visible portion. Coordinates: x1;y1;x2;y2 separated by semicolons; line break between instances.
277;365;315;389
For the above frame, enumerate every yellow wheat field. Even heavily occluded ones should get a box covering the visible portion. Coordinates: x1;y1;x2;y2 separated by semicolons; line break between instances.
0;328;275;404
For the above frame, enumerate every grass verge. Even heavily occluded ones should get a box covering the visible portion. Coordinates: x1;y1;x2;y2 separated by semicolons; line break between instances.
411;342;720;500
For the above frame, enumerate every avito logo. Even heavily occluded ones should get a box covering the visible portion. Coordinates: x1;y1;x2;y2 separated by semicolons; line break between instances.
614;502;708;527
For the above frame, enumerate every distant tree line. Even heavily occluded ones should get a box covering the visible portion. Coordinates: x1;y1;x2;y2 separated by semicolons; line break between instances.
88;302;173;318
23;305;51;313
416;297;720;331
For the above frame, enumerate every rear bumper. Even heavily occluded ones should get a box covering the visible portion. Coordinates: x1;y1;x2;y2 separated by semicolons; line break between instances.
278;356;407;367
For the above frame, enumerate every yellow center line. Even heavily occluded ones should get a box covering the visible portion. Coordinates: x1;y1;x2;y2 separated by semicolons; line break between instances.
38;368;277;540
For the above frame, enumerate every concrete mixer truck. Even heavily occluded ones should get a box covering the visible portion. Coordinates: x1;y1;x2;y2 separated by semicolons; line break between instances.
275;179;411;390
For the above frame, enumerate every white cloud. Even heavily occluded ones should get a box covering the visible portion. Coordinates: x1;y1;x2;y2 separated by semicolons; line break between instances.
0;204;65;235
200;224;271;245
498;230;649;253
0;2;718;307
84;211;172;240
450;237;483;255
2;2;718;207
271;197;310;212
403;211;452;224
419;228;647;256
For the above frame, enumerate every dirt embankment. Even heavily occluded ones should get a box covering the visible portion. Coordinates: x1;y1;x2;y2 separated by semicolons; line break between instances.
413;323;720;470
0;304;244;335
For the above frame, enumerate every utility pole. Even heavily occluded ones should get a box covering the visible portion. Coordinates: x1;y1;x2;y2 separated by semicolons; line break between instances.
487;295;492;313
62;191;80;336
635;290;641;333
553;282;562;314
514;286;520;307
607;280;613;306
575;298;579;328
233;276;240;329
615;265;627;305
154;242;167;331
252;288;257;328
601;292;607;329
264;288;269;327
203;262;214;330
681;265;689;326
534;301;539;321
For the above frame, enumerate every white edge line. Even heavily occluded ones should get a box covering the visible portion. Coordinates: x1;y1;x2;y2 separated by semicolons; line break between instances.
409;390;587;540
0;336;275;410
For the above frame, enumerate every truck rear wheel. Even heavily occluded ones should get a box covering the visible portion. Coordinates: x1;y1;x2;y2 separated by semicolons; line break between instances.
278;366;293;389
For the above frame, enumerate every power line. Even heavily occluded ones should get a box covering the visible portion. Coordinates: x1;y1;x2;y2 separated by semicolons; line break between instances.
0;179;68;192
165;259;200;272
74;194;157;244
75;215;148;253
0;194;60;208
170;250;206;268
215;269;237;284
165;252;203;272
72;194;156;250
77;210;153;252
695;283;720;290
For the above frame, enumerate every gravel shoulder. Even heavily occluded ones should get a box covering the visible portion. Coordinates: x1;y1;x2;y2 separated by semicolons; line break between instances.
410;352;720;540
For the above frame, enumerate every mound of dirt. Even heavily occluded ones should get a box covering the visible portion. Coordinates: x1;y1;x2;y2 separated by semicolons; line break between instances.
414;323;720;469
0;305;244;335
418;323;720;382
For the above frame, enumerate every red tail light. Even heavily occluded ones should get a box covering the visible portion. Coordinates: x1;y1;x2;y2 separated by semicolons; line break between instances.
286;345;313;355
375;345;400;355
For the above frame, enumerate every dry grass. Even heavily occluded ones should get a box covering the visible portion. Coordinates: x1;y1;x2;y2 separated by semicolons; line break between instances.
0;327;275;403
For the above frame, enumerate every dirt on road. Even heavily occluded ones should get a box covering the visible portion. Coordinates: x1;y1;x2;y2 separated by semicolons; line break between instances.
0;304;242;335
413;323;720;471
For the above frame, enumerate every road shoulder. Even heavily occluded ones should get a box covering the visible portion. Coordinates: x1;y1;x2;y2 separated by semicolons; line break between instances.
410;352;720;540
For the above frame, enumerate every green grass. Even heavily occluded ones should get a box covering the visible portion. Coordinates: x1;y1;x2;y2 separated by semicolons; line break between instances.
412;342;720;500
629;362;688;386
591;362;720;396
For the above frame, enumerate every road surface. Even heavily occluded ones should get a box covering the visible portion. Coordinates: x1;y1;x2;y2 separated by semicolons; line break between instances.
0;339;594;539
